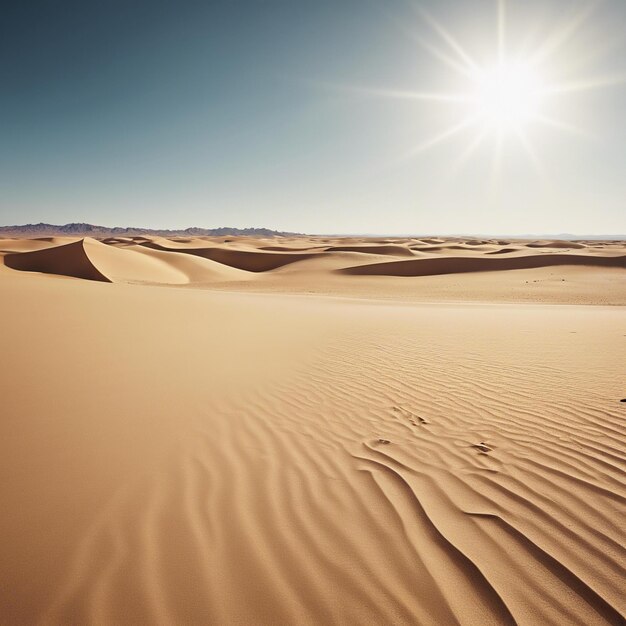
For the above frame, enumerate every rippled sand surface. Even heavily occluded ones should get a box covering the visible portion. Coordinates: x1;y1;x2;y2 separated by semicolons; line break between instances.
1;236;625;624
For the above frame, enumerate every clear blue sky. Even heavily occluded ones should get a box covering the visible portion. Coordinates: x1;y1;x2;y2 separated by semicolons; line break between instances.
1;0;625;234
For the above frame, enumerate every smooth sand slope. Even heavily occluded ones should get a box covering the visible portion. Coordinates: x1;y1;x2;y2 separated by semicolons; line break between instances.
0;236;625;625
2;237;248;284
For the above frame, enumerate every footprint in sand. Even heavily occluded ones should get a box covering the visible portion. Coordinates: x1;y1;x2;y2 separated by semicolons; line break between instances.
392;406;429;426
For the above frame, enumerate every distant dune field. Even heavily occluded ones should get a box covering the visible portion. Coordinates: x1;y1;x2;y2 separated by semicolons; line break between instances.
1;234;625;304
0;236;625;625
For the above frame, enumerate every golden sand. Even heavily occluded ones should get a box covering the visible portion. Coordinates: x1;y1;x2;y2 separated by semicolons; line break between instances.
1;235;624;624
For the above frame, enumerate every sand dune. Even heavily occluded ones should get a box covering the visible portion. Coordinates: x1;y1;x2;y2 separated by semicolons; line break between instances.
324;244;416;256
3;238;247;284
420;237;446;244
339;252;626;276
526;240;587;249
140;240;320;272
487;247;518;254
1;235;625;624
0;237;73;254
126;245;250;282
2;235;625;304
4;239;111;282
259;245;329;252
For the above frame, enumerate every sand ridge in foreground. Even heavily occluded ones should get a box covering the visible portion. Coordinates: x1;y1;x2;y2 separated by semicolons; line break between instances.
0;236;625;625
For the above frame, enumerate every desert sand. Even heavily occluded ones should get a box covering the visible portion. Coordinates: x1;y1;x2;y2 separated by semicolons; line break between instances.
0;235;625;625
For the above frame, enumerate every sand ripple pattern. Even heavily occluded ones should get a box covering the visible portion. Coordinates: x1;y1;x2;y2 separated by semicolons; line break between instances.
42;328;626;625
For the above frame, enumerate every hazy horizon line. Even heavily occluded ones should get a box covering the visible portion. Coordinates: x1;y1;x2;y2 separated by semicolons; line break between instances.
1;221;624;240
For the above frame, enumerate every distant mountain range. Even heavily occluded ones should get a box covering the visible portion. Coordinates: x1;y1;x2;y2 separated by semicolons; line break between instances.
0;223;623;240
0;222;299;237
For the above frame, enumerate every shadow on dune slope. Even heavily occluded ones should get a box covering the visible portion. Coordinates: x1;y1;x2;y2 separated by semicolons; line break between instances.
338;254;626;277
4;239;111;282
4;238;251;284
140;241;318;272
324;244;415;256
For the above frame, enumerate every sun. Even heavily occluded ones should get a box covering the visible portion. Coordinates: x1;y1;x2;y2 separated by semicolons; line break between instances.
330;1;625;178
471;62;543;130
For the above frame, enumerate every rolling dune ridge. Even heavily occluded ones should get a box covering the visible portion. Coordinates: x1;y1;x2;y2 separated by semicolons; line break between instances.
338;253;626;276
2;235;625;304
0;235;625;625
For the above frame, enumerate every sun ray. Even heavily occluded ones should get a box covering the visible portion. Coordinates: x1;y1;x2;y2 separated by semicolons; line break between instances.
534;115;594;139
498;0;506;65
528;0;600;66
449;124;491;175
514;127;545;178
413;35;475;77
540;73;626;96
328;0;625;184
488;130;504;196
305;79;475;104
380;5;474;77
401;114;479;161
323;83;474;103
417;8;479;74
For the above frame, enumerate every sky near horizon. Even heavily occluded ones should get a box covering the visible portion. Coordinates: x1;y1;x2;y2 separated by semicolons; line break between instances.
1;0;625;235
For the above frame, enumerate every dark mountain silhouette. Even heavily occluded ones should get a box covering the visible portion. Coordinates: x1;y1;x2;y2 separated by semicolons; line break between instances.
0;222;300;237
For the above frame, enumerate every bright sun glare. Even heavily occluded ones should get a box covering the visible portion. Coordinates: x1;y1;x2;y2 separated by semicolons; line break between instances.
335;1;625;179
472;62;543;129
